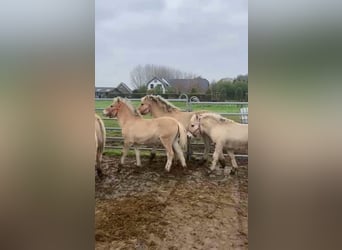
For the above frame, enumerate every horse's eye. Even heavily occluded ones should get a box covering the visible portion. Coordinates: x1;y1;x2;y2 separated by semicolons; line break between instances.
191;124;194;127
140;103;143;106
110;105;113;108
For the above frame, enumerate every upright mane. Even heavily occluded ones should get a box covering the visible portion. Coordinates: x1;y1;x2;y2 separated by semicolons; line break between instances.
200;113;235;124
142;95;180;113
113;97;142;117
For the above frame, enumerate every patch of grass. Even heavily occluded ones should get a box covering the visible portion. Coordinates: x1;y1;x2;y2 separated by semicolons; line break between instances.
96;99;246;116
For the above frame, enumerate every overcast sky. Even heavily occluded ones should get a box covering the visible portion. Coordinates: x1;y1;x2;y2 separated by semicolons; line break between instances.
96;0;248;88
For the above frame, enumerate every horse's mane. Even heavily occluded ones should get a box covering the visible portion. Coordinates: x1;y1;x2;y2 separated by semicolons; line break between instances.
142;95;180;113
113;97;142;117
200;113;235;124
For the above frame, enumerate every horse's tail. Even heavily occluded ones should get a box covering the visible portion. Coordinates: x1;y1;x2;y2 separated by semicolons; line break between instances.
176;122;187;151
95;114;106;152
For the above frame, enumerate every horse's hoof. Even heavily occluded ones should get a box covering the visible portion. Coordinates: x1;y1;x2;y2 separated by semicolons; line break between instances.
149;152;156;161
96;168;104;179
223;168;230;176
198;159;208;165
230;168;237;175
219;159;226;168
117;163;123;173
206;169;214;176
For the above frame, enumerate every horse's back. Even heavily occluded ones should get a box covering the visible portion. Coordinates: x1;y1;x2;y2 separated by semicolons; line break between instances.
209;121;248;150
154;117;180;133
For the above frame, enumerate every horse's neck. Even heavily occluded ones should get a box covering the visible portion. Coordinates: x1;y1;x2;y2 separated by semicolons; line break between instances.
200;118;216;134
117;106;136;126
150;104;170;117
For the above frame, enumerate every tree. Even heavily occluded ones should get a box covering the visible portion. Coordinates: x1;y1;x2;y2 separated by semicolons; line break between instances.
130;64;198;89
234;87;243;101
209;75;248;101
190;87;197;94
154;85;163;95
166;86;177;94
135;85;147;93
130;65;145;89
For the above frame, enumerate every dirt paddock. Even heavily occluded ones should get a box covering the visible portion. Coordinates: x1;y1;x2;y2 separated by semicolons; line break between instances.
95;155;248;249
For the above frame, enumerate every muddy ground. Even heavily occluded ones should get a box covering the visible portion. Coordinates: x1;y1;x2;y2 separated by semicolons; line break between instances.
95;155;248;250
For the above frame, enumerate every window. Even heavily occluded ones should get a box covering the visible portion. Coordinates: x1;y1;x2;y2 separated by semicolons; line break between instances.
150;84;154;89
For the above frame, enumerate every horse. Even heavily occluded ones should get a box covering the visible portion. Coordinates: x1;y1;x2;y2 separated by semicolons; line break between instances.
95;113;106;178
188;113;248;174
138;95;211;162
103;97;187;172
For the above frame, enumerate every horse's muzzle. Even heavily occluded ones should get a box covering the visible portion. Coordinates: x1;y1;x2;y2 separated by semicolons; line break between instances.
187;131;194;138
139;107;149;115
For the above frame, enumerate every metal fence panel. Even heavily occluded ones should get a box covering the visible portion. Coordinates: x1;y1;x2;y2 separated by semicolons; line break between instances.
95;98;248;157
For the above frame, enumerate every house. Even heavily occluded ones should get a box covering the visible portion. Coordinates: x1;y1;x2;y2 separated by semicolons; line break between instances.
167;77;209;94
116;82;132;95
146;77;170;94
95;82;132;98
95;87;120;98
146;76;209;94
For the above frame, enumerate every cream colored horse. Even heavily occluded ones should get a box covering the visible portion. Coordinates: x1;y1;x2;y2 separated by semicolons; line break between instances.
103;97;187;172
188;113;248;174
138;95;211;162
95;113;106;177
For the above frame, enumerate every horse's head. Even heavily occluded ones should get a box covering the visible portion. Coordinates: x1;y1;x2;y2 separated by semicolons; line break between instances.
103;98;122;118
188;114;201;137
138;95;153;115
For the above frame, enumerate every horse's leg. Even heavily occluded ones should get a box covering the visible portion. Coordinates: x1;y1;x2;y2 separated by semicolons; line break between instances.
202;134;211;163
219;151;226;168
96;159;103;179
134;146;141;167
227;150;238;175
160;137;174;172
173;141;186;168
95;148;104;178
186;135;192;162
209;144;222;172
118;142;129;172
149;146;156;162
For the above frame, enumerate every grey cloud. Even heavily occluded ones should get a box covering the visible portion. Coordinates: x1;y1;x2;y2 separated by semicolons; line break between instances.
96;0;247;87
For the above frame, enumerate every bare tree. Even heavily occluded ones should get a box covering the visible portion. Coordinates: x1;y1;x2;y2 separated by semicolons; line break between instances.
130;64;198;89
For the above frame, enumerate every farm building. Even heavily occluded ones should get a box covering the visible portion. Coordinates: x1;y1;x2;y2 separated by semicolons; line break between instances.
146;77;170;94
95;82;132;98
146;76;209;94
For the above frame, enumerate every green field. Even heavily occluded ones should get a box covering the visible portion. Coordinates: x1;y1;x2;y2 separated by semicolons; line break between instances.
95;99;247;154
96;100;246;117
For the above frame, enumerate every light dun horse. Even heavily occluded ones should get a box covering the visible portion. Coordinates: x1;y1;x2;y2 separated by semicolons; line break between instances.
103;97;187;172
138;95;211;162
95;114;106;177
188;113;248;174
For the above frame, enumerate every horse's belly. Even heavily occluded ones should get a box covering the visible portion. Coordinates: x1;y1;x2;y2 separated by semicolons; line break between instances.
134;135;159;145
224;139;248;150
